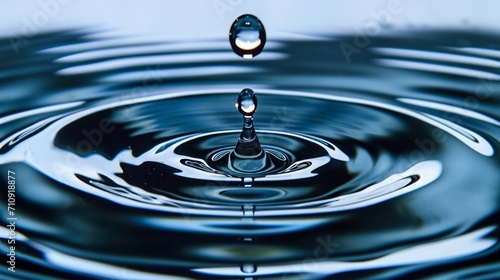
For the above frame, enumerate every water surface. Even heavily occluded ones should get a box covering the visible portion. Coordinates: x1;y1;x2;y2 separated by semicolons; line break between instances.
0;29;499;279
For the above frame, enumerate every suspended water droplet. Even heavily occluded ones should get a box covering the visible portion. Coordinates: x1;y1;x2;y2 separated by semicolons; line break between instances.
234;88;262;157
236;88;258;116
230;88;272;174
229;14;266;59
209;88;288;177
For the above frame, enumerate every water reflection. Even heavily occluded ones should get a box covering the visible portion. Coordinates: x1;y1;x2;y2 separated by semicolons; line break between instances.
0;29;499;279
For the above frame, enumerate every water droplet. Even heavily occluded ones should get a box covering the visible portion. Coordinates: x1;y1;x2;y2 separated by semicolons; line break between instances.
229;14;266;59
236;88;258;116
234;88;262;158
209;88;288;176
230;88;272;174
241;263;256;274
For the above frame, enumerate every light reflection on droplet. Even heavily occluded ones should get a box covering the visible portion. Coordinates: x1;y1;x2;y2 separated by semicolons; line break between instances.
229;14;266;58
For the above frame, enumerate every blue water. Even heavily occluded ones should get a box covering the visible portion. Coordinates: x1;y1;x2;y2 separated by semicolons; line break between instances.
0;29;499;279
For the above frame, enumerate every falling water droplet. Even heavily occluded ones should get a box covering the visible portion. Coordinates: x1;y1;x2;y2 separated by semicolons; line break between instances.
229;14;266;59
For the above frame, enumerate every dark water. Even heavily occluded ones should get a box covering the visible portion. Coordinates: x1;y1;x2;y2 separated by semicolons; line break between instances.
0;29;499;279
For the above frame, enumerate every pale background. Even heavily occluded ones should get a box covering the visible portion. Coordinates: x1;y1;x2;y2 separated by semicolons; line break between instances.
1;0;499;41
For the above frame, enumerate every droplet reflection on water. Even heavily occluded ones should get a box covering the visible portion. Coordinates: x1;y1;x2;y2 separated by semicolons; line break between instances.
0;29;499;280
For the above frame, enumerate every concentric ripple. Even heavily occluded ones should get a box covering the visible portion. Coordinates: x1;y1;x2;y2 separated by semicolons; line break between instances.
0;30;499;279
0;89;465;215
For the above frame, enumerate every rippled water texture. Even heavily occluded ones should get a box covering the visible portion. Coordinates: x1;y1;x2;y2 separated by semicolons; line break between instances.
0;30;499;279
